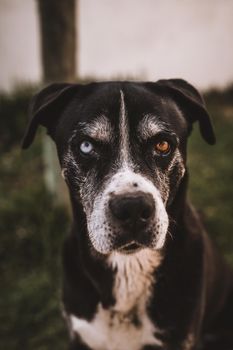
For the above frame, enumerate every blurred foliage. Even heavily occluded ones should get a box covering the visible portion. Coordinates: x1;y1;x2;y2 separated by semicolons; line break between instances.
0;85;37;152
188;86;233;265
0;86;69;349
0;84;232;349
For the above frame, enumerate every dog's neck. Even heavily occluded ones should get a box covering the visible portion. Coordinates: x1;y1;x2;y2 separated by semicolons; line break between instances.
108;249;162;313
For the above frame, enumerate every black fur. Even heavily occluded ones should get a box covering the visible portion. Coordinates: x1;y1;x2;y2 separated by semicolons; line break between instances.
23;80;233;350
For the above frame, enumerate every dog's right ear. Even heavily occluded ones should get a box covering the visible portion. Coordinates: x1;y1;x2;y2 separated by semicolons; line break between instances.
22;83;78;149
155;79;216;145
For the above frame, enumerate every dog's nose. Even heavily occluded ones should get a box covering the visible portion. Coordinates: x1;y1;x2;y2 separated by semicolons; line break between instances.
109;192;155;229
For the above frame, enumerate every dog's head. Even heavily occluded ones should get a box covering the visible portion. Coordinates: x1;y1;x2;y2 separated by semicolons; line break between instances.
22;80;215;255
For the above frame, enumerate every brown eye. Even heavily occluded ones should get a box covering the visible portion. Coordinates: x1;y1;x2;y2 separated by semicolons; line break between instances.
154;141;171;155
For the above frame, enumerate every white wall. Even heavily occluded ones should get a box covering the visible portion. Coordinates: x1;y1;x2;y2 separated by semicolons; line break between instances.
0;0;41;90
0;0;233;91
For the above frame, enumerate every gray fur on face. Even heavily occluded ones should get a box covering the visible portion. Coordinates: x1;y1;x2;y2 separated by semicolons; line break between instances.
137;114;168;141
87;167;169;254
62;90;186;254
81;115;114;143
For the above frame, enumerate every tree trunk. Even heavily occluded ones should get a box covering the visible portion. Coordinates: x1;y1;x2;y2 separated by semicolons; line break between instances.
37;0;78;209
37;0;77;82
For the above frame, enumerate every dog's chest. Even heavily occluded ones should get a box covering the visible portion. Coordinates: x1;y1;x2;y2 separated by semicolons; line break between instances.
69;250;162;350
70;302;160;350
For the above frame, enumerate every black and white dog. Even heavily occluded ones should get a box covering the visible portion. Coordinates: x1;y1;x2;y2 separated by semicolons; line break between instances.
23;79;233;350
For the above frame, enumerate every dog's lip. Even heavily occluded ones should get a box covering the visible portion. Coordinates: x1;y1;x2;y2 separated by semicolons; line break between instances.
118;241;143;254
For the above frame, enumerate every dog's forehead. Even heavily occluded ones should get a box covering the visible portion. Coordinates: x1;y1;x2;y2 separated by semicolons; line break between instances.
58;82;186;145
95;83;183;128
121;84;186;138
81;82;169;124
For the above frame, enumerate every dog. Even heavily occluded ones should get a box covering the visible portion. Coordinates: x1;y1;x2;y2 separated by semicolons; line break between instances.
22;79;233;350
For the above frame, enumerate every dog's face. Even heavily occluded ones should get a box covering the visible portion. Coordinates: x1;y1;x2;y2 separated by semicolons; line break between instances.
22;80;215;255
60;85;187;254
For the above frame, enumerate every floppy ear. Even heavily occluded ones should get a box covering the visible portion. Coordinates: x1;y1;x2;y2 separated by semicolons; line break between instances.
156;79;216;145
22;83;79;149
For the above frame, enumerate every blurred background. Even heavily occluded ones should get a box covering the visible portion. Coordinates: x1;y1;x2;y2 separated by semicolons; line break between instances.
0;0;233;349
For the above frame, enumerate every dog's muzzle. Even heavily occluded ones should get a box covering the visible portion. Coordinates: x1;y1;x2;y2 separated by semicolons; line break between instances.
109;191;155;251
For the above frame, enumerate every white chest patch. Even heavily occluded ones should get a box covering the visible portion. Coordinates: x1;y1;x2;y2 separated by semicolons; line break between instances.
69;249;163;350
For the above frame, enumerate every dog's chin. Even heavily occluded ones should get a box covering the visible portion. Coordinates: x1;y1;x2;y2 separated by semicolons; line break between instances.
88;227;166;255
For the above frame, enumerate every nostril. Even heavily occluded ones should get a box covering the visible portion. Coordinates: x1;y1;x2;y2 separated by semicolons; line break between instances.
109;197;130;221
141;207;153;220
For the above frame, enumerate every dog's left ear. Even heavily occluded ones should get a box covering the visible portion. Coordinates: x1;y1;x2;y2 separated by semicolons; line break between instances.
22;83;79;149
156;79;216;145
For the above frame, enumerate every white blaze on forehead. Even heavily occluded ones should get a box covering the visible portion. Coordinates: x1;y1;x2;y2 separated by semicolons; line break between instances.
119;90;132;166
81;115;113;143
138;114;167;141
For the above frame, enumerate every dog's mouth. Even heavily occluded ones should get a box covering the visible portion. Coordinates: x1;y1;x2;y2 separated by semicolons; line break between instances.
113;229;153;254
118;241;143;254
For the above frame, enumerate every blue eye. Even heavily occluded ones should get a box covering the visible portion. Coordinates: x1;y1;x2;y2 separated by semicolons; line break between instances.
80;141;94;154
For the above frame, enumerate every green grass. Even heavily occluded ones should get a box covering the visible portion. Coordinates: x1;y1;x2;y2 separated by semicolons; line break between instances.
188;98;233;264
0;147;69;349
0;87;69;349
0;85;232;349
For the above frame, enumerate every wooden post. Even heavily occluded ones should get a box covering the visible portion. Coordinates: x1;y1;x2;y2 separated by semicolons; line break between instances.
37;0;78;208
37;0;76;83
